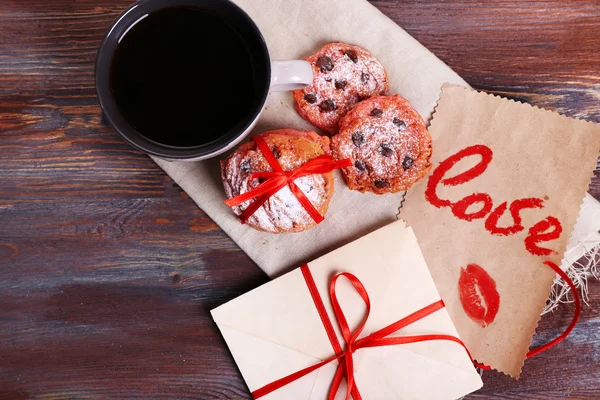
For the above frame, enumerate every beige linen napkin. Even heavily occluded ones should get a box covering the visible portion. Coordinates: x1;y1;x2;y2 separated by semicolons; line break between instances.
153;0;599;278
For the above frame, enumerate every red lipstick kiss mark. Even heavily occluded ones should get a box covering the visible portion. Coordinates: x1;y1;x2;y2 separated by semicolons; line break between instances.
458;264;500;328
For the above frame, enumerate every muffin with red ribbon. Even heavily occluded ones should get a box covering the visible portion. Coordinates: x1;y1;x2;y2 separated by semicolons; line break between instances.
221;129;351;233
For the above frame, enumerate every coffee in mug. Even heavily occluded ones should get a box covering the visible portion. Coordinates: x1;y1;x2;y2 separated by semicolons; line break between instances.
96;0;312;161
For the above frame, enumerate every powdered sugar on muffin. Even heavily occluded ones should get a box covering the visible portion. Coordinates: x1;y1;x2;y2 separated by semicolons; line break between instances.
221;130;334;233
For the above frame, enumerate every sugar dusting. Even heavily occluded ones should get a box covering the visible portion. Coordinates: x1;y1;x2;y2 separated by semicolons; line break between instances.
299;43;389;131
333;96;432;190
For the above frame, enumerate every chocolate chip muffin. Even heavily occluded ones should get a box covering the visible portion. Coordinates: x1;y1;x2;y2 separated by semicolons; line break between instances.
293;42;390;135
221;129;334;233
331;95;432;194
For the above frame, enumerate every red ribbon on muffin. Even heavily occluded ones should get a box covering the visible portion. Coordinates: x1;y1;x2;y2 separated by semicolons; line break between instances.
225;135;352;224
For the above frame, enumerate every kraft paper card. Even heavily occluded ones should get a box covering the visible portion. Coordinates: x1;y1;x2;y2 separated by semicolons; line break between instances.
211;221;483;399
402;84;600;377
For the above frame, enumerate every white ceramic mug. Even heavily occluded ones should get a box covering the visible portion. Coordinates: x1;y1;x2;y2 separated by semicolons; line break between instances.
96;0;313;161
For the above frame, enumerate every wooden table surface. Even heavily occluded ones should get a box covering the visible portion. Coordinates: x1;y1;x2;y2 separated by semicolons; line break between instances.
1;0;599;399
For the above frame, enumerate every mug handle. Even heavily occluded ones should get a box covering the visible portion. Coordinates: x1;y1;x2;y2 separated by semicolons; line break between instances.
270;60;313;92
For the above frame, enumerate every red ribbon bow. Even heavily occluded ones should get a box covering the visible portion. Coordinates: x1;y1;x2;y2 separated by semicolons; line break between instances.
252;265;473;400
224;135;352;224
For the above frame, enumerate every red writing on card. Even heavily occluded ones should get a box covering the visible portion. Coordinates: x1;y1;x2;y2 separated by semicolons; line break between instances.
426;145;493;210
425;144;563;255
525;216;562;256
484;198;544;236
458;264;500;328
426;144;564;328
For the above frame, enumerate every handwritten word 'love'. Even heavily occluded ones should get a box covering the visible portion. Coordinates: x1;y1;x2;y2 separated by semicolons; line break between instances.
424;145;562;256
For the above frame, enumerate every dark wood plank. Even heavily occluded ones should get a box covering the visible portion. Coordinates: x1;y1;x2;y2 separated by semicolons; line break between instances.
0;0;598;399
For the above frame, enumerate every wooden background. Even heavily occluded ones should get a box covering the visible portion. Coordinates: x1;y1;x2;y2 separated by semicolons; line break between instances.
1;0;599;398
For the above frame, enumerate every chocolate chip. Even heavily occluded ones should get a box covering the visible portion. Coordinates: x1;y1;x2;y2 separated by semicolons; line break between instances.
319;100;337;112
335;80;348;90
344;49;358;63
393;117;407;130
361;72;370;83
351;132;365;147
402;156;414;170
370;108;383;117
304;93;317;104
377;143;393;157
374;179;390;188
316;56;334;72
324;77;332;82
271;146;281;159
354;160;366;171
240;159;251;173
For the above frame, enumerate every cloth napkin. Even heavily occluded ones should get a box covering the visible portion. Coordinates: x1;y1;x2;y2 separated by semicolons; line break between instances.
153;0;599;278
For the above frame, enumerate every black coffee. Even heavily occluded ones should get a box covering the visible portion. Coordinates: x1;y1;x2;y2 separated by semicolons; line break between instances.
110;6;259;147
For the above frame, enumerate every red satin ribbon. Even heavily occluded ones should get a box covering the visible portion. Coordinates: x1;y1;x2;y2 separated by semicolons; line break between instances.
251;265;473;400
474;259;581;370
224;135;352;224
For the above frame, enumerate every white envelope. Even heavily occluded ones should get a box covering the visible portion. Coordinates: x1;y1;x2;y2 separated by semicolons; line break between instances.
211;221;483;399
